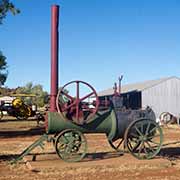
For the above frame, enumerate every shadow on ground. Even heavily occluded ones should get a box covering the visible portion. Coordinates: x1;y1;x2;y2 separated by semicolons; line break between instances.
0;151;124;163
0;126;45;138
160;146;180;159
0;117;38;123
83;151;124;162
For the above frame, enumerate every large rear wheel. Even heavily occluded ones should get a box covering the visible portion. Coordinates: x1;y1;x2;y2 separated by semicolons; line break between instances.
124;119;163;159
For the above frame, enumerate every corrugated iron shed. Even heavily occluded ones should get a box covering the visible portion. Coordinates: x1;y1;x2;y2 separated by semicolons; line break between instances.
98;76;180;117
98;77;177;97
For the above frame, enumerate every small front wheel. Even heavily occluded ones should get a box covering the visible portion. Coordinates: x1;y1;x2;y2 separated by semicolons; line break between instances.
55;129;87;162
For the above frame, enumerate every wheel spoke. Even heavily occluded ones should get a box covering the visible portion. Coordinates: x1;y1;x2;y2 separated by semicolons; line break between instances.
147;134;160;140
145;122;151;136
76;82;79;100
131;141;140;151
143;142;148;154
145;141;156;152
61;101;76;112
135;126;143;136
149;126;157;134
128;139;134;150
61;91;74;101
57;146;66;153
138;141;144;157
74;141;83;147
80;92;94;102
149;139;160;145
62;135;69;143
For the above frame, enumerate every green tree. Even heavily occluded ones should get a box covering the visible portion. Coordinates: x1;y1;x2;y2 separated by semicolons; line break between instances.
15;82;49;107
0;0;20;85
0;51;8;85
0;0;20;24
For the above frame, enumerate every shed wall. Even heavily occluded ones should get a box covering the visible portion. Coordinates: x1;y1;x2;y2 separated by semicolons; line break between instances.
142;78;180;117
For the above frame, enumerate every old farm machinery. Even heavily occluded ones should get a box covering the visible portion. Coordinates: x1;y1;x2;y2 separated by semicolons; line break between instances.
12;5;163;163
0;98;34;120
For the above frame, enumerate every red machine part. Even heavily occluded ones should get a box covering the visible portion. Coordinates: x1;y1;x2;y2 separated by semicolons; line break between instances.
50;5;59;112
56;80;99;124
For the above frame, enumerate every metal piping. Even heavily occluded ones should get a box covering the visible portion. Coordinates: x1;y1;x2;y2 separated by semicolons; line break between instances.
50;5;59;112
118;75;123;95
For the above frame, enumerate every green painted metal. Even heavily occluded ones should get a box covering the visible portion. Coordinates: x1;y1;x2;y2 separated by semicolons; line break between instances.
47;109;117;141
55;129;87;162
11;134;50;164
124;119;163;160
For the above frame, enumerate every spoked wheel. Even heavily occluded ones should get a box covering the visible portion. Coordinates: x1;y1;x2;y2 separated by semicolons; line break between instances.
159;112;174;127
15;105;31;120
124;118;163;160
15;113;27;120
108;138;124;152
56;80;99;125
15;112;27;120
55;129;87;162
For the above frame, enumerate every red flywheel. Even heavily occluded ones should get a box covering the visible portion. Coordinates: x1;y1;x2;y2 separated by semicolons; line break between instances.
56;80;99;124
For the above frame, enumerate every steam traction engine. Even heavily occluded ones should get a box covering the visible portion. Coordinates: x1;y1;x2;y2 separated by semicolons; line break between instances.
13;5;163;163
46;80;163;162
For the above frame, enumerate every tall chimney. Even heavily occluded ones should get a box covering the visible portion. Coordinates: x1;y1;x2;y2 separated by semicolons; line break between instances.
50;5;59;112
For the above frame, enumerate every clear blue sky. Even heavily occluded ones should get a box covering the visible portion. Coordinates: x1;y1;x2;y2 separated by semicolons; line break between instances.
1;0;180;92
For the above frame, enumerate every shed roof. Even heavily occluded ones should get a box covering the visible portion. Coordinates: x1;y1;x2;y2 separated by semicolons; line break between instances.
98;76;180;97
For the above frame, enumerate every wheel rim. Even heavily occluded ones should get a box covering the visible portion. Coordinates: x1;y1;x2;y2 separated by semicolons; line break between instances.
55;129;87;162
125;119;163;159
16;105;31;120
56;80;99;124
159;112;173;125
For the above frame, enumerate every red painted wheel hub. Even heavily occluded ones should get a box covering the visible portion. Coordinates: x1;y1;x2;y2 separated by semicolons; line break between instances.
56;80;99;124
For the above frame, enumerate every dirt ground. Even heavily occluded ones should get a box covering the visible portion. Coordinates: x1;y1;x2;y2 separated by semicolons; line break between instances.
1;117;180;180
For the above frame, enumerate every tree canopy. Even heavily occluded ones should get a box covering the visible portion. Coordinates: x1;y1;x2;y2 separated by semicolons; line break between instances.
15;82;49;107
0;0;20;24
0;0;20;85
0;51;8;85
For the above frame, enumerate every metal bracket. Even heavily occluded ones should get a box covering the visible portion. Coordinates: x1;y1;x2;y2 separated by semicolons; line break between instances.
11;134;49;164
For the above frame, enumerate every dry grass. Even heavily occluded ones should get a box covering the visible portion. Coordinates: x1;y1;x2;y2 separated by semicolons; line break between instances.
1;119;180;179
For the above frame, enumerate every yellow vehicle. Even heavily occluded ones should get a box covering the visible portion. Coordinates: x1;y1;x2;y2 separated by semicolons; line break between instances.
0;95;37;120
11;98;32;119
